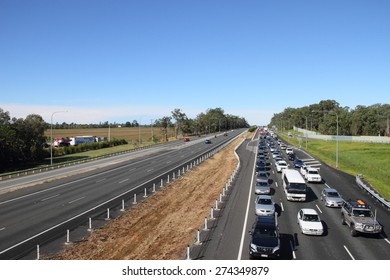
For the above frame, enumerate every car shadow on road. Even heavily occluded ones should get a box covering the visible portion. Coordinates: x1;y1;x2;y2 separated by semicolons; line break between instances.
279;233;295;260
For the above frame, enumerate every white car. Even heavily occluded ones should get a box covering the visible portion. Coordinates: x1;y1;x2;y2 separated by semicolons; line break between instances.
286;147;294;155
255;195;275;216
305;167;322;183
275;160;288;173
297;208;324;235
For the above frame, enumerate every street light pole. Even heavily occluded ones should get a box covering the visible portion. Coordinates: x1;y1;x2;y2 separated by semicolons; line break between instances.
312;110;339;168
50;110;67;166
305;116;308;150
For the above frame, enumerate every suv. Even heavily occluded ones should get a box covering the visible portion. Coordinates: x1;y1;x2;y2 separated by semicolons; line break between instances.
341;199;382;237
305;167;322;183
249;215;280;259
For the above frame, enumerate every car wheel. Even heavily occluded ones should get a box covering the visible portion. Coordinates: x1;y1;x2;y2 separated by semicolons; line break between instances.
350;225;358;237
341;214;346;225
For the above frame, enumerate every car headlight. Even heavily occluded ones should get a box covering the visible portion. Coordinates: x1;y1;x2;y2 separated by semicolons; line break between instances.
250;243;257;251
272;245;280;253
355;223;363;229
375;224;382;231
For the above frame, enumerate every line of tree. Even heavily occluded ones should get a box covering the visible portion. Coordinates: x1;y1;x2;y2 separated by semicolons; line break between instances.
0;107;248;170
155;108;249;141
269;100;390;136
0;109;47;170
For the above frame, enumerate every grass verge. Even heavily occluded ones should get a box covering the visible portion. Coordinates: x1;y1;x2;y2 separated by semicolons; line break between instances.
280;134;390;200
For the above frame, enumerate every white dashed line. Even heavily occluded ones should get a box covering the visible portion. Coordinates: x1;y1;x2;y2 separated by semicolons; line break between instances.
41;194;60;202
315;204;323;214
119;179;129;184
344;245;355;260
68;196;85;204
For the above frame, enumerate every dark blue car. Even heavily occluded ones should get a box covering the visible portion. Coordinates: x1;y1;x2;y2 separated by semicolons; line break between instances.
293;159;304;168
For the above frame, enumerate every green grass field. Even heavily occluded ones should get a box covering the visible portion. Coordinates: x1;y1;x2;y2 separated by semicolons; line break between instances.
280;133;390;200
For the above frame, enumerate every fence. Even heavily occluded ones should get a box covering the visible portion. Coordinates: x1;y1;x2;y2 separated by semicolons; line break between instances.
294;127;390;143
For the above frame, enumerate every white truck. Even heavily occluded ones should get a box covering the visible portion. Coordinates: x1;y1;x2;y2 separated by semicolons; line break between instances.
70;136;96;146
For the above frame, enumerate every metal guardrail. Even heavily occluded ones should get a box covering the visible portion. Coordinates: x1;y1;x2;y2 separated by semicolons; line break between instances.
356;174;390;210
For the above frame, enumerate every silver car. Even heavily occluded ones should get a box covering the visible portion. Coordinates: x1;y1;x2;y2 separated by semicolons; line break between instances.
320;188;344;207
255;195;275;216
255;181;271;194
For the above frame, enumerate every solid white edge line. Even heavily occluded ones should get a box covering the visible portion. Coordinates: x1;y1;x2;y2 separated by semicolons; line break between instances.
237;136;258;260
343;245;355;260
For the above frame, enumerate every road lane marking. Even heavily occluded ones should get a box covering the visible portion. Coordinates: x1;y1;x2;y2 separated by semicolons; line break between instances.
237;139;258;260
119;178;129;184
147;169;154;173
0;227;5;232
41;194;60;202
68;196;85;204
95;178;106;183
315;204;323;214
383;236;390;245
344;245;355;260
275;182;278;188
289;241;296;259
280;202;284;212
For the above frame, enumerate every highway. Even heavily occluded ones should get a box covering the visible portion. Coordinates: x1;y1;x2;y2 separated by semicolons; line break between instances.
191;130;390;260
0;129;246;259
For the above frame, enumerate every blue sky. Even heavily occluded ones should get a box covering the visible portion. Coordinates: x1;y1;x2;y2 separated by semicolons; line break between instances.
1;0;389;125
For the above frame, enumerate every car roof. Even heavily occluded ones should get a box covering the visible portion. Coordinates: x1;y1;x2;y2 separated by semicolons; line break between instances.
257;194;272;199
254;215;277;228
324;188;338;193
301;208;318;215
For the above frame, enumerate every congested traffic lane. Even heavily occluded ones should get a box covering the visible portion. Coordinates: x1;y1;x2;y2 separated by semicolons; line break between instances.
196;130;390;260
272;137;390;260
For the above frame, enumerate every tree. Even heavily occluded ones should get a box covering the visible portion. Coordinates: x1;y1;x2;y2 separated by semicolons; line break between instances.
155;116;172;142
171;108;187;138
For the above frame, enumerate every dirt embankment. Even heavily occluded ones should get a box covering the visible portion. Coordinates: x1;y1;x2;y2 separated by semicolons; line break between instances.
52;132;252;260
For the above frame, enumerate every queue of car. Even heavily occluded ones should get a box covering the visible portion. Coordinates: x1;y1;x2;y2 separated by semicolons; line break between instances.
249;130;384;259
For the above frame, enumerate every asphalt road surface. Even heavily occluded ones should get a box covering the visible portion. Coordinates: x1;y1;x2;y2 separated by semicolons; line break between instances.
191;131;390;260
0;129;246;259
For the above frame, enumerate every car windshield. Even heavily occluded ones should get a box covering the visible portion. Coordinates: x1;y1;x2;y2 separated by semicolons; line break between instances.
253;228;277;238
352;210;373;217
257;182;268;186
309;170;318;174
327;192;340;197
303;214;320;222
258;198;272;205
